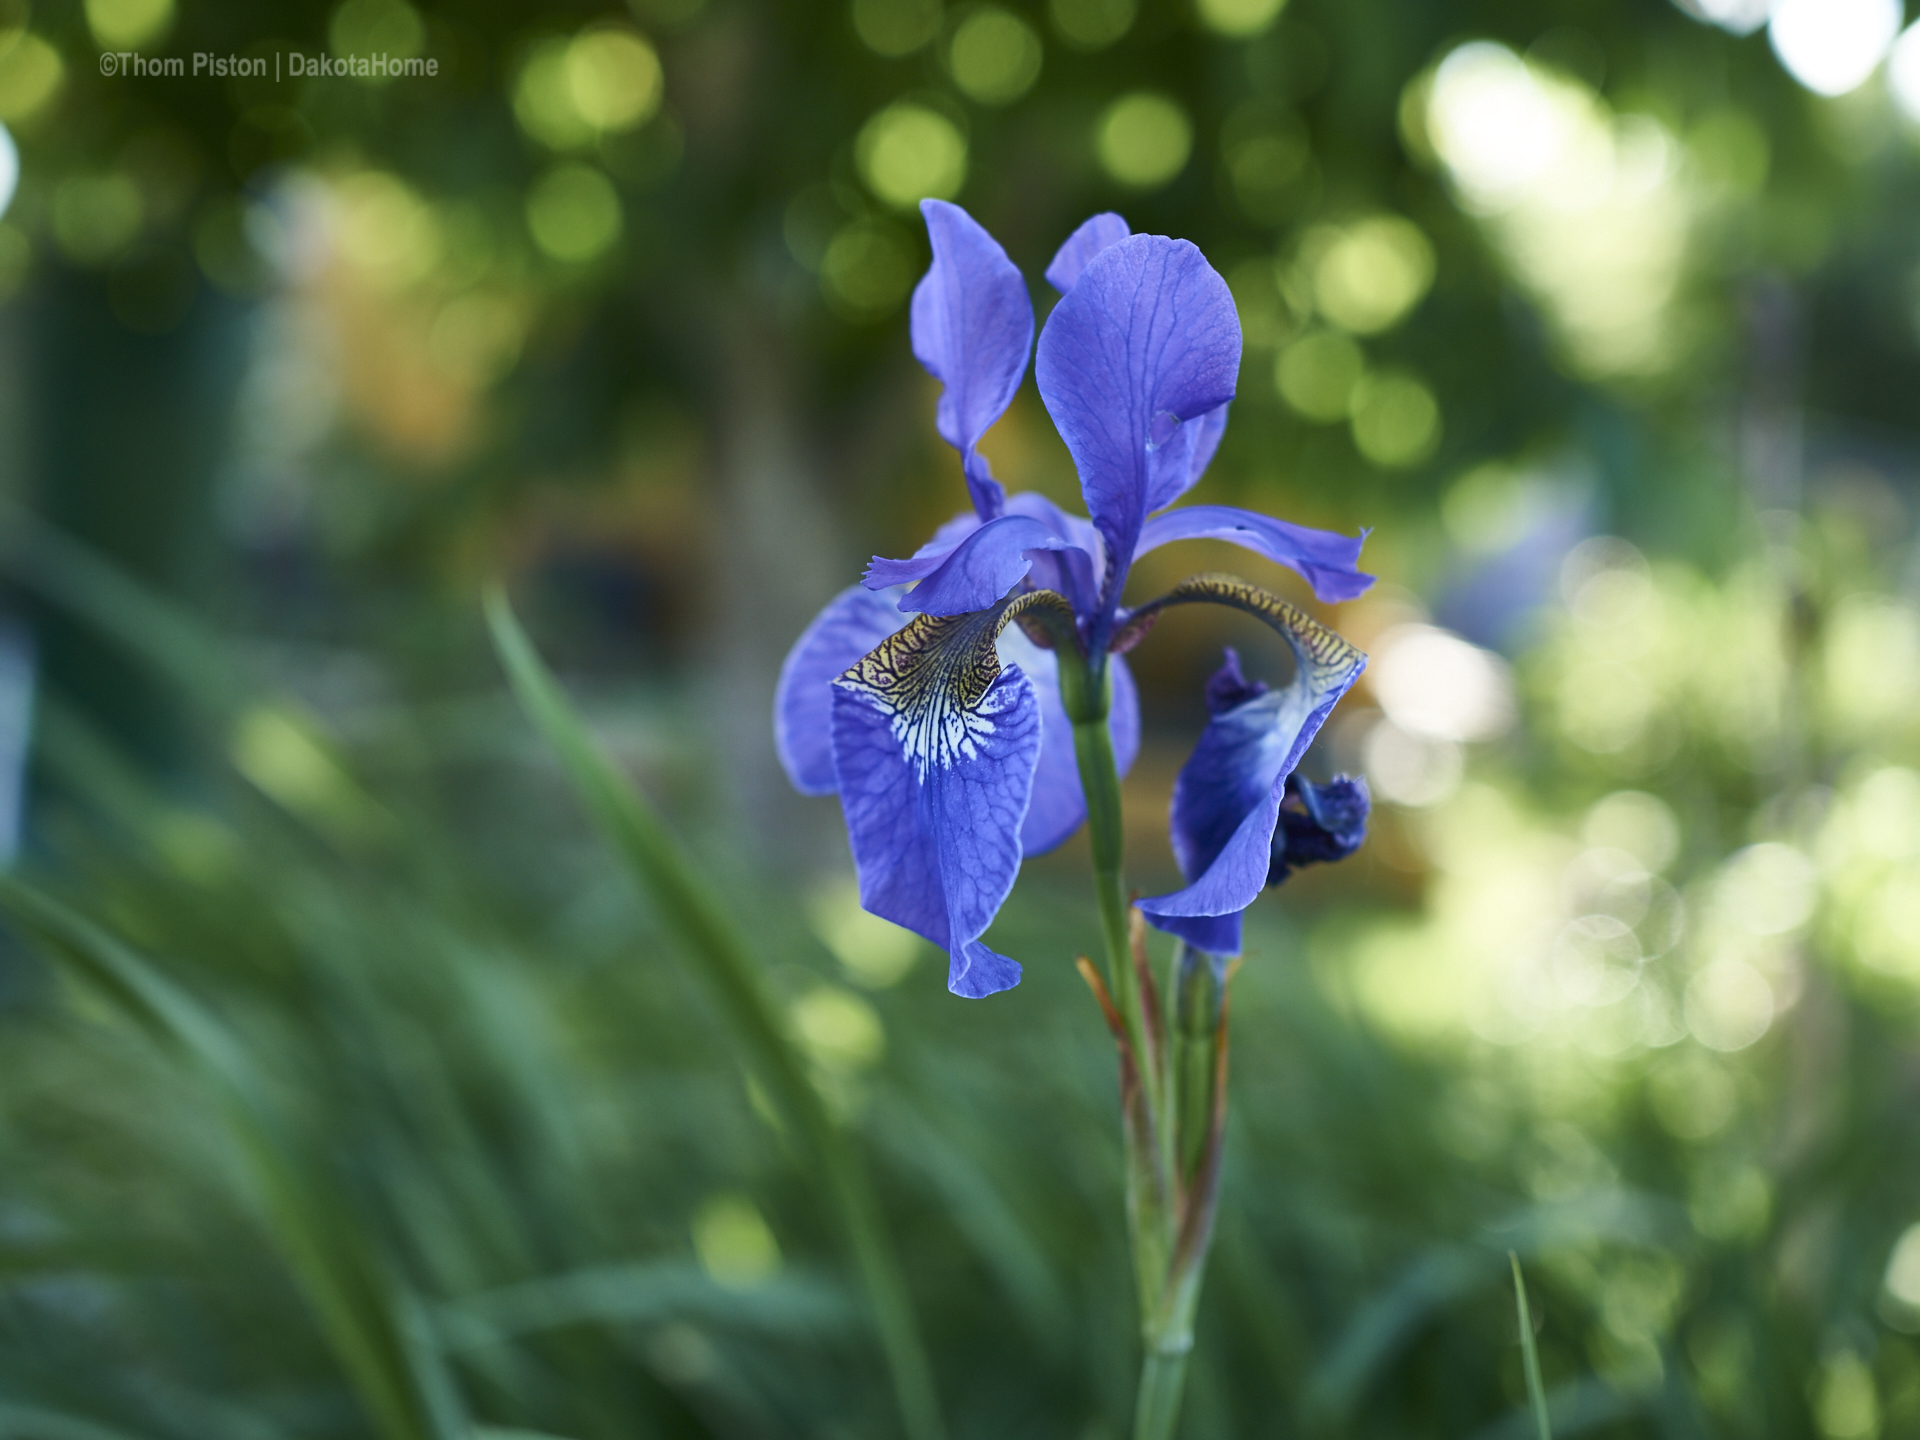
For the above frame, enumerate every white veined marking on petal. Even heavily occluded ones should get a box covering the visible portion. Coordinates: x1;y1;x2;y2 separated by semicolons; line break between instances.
837;612;1011;783
886;685;1002;781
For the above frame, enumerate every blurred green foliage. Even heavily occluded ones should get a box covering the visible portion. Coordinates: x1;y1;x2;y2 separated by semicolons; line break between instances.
4;0;1920;1435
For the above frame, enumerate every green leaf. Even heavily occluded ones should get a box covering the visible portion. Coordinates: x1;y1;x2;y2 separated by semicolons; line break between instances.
1305;1244;1486;1425
1510;1252;1551;1440
0;504;242;717
0;877;455;1440
439;1261;857;1350
0;513;393;848
0;1400;162;1440
483;587;945;1440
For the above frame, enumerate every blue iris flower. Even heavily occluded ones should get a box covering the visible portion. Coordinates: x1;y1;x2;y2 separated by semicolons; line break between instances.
775;201;1373;998
1139;646;1373;958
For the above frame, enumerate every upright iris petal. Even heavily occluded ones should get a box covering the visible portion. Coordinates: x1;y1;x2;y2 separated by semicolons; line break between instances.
1177;405;1230;500
1045;211;1130;294
829;590;1079;997
911;199;1036;520
1135;578;1367;956
1035;236;1241;640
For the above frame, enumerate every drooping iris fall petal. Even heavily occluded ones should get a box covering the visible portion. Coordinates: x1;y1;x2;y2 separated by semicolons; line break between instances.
1136;581;1367;955
829;592;1078;996
774;584;911;795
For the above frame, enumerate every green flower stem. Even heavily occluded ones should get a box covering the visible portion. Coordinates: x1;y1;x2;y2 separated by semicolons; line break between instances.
1062;646;1223;1440
1073;699;1173;1326
1134;1346;1193;1440
1171;945;1225;1192
1120;950;1228;1440
1073;708;1142;1042
1064;650;1170;1331
1057;648;1150;1058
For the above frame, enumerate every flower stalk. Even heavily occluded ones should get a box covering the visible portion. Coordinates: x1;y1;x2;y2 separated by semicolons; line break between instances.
1064;652;1147;1067
1066;645;1233;1440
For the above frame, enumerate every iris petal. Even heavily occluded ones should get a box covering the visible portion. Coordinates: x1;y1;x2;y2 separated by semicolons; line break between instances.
1150;909;1244;957
864;514;1082;617
1271;774;1370;884
1003;492;1104;616
1135;503;1374;604
1136;578;1367;952
1044;212;1130;294
912;200;1036;519
869;496;1104;620
1180;404;1229;497
1034;236;1241;632
774;584;912;794
829;591;1079;996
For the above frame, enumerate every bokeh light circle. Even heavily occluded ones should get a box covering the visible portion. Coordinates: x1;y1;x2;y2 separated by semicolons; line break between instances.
1890;22;1920;121
857;104;968;209
1768;0;1900;97
0;124;17;222
1095;92;1192;189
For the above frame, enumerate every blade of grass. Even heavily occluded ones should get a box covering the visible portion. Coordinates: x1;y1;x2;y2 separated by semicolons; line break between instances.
0;504;244;716
1510;1252;1551;1440
1;513;394;849
1308;1194;1673;1428
438;1261;857;1349
1305;1243;1486;1425
483;588;945;1440
0;877;454;1440
0;1400;163;1440
871;1094;1070;1350
1463;1378;1634;1440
